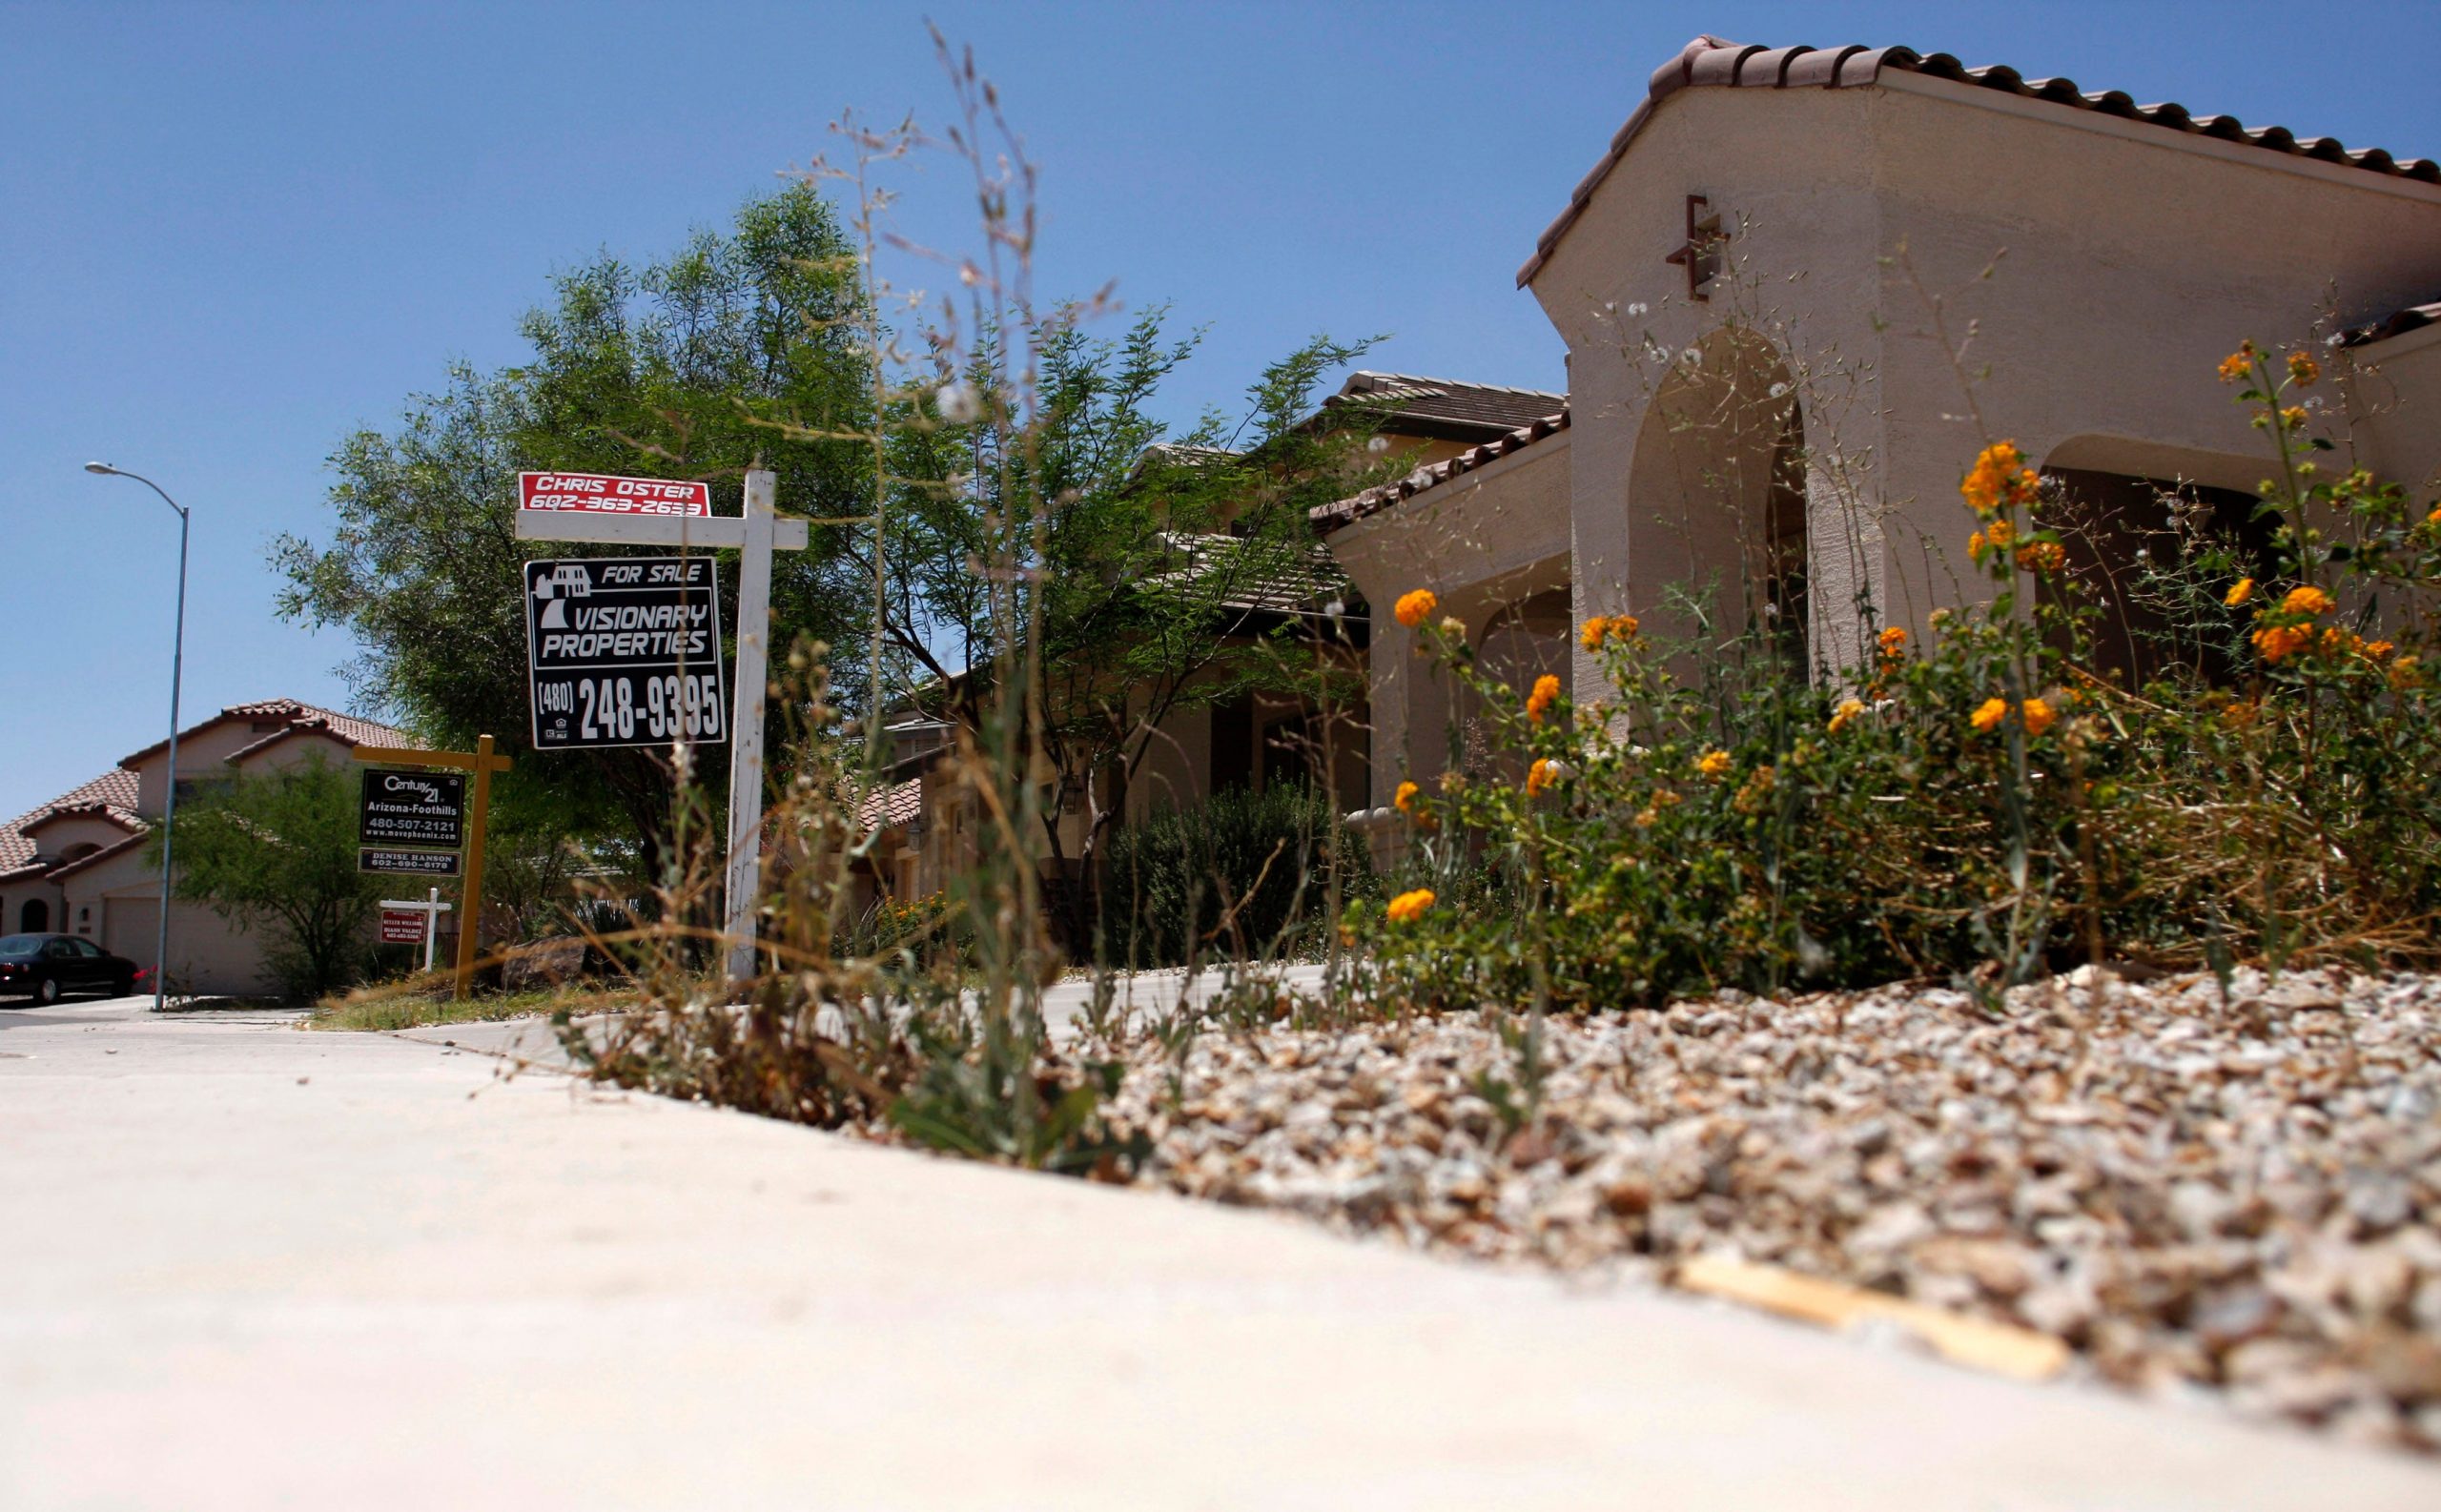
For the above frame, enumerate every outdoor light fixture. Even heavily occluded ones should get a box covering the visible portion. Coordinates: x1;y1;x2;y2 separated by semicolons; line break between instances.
83;461;190;1012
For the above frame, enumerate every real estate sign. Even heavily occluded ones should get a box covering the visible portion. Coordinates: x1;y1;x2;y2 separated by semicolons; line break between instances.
379;909;427;945
523;556;728;750
519;470;711;518
359;769;465;849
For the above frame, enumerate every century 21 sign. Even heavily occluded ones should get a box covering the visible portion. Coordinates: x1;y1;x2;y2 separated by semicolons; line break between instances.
359;769;466;849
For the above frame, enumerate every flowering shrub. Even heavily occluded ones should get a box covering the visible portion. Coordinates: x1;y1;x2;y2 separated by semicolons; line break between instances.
1348;345;2441;1010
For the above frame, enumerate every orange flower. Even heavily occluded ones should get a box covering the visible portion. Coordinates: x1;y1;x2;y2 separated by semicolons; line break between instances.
2015;540;2065;574
1970;696;2054;736
2366;640;2396;660
1393;588;1439;629
1961;440;2040;516
2218;342;2256;383
1877;626;1909;665
2287;351;2320;387
1526;673;1562;724
1385;889;1436;925
2252;623;2311;663
1393;780;1420;815
1827;698;1866;734
1696;749;1733;780
1579;613;1639;650
1527;758;1558;797
2281;405;2308;431
2390;654;2423;691
2281;584;2333;617
2225;577;2254;607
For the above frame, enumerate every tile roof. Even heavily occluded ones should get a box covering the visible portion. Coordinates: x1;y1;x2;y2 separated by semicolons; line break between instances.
858;775;923;833
1322;372;1569;440
1521;34;2441;287
224;708;413;766
121;699;409;766
1313;409;1571;535
0;767;143;874
1141;532;1357;617
2342;300;2441;348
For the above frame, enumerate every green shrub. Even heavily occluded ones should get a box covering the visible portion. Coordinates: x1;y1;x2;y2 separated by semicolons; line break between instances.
1354;343;2441;1010
1099;783;1373;967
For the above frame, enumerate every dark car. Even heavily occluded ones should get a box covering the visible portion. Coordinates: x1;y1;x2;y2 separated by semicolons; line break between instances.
0;933;141;1005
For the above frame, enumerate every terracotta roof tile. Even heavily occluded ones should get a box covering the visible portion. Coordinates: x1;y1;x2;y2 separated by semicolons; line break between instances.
1521;35;2441;286
1323;372;1568;439
858;776;923;833
121;699;409;767
223;708;413;766
0;767;143;874
1312;409;1570;534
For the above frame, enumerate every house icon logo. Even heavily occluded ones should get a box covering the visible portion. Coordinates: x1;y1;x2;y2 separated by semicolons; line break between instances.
533;564;592;629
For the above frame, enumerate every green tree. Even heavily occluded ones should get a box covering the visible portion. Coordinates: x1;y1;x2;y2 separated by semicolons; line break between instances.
273;184;876;881
154;753;381;1001
883;309;1382;941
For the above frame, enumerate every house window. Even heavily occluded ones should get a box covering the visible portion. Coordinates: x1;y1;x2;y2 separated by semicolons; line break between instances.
20;899;48;931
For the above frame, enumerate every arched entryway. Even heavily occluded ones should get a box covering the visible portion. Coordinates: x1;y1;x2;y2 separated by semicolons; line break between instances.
1623;326;1815;673
20;898;50;932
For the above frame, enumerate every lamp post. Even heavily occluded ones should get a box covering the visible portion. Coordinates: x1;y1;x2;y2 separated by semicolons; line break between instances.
84;462;188;1012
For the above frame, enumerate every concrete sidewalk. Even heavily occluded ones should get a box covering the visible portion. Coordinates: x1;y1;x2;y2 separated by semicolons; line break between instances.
4;1000;2433;1509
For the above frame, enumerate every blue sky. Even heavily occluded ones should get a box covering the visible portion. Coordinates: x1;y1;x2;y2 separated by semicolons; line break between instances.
6;0;2437;818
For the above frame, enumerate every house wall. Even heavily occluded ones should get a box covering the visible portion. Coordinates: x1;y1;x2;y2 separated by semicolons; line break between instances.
58;843;283;997
127;716;290;816
1328;432;1573;802
0;876;65;935
1528;79;2441;699
2349;321;2441;499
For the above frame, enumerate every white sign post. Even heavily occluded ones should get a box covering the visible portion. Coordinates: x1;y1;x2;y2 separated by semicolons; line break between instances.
514;469;808;985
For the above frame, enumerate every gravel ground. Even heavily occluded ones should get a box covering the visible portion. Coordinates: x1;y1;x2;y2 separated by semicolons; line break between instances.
1097;966;2441;1452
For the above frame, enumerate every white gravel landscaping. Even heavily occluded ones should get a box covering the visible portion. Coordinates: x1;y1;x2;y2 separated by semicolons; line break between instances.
1094;965;2441;1452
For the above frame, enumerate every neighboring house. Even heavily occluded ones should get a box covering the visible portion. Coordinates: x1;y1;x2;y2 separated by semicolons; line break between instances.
0;699;412;996
1322;33;2441;811
847;371;1564;913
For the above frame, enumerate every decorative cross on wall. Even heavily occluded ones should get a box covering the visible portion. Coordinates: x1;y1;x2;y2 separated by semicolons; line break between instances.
1664;194;1727;302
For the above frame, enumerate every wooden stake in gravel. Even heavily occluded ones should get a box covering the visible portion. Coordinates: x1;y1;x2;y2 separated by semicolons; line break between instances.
1676;1255;2071;1383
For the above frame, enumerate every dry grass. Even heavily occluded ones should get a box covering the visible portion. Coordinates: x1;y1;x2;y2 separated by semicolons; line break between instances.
306;970;638;1032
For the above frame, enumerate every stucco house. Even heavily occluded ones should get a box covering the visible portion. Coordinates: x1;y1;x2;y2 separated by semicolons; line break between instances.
1321;34;2441;812
0;699;410;996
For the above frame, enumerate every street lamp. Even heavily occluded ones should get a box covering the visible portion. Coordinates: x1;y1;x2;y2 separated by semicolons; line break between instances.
84;462;188;1012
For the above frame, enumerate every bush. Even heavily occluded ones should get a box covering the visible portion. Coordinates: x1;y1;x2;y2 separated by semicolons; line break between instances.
1355;343;2441;1010
1099;783;1373;967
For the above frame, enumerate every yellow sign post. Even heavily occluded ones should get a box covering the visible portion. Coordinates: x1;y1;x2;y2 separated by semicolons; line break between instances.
354;735;514;1001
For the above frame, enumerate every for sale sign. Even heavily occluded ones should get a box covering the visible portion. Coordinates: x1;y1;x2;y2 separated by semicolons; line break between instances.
359;769;465;849
380;909;427;945
524;556;728;750
519;471;711;518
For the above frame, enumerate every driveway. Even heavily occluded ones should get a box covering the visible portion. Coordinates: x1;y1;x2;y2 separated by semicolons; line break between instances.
3;998;2433;1509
